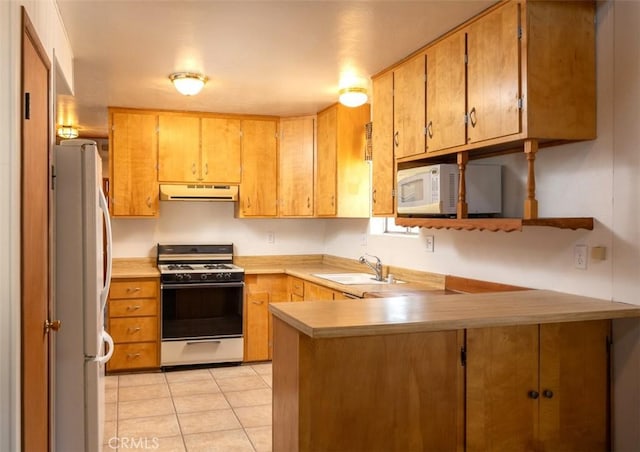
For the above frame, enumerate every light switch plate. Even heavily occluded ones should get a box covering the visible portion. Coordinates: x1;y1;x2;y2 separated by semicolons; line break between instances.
574;244;588;270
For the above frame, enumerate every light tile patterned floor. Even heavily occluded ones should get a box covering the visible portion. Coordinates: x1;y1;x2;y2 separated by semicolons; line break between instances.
103;362;273;452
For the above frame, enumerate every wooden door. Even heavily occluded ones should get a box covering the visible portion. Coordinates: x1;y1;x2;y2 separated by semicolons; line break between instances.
393;53;426;159
466;325;539;452
239;119;278;217
371;71;395;216
201;117;241;184
21;11;51;451
315;106;337;216
245;291;270;362
426;30;467;152
158;114;200;182
279;116;314;216
110;111;158;216
538;320;610;450
466;1;521;144
304;282;335;301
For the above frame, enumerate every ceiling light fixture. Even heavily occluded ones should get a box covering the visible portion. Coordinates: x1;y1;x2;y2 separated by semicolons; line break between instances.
57;125;79;139
169;72;208;96
338;87;368;108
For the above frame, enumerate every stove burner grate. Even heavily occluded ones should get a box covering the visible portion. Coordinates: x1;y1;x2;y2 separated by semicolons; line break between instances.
204;264;232;270
167;264;194;271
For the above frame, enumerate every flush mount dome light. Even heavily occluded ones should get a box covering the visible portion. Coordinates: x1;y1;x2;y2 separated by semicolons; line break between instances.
57;125;79;139
338;87;368;108
169;72;208;96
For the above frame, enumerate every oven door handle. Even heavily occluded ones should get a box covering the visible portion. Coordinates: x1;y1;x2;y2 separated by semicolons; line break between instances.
160;282;245;290
186;340;222;345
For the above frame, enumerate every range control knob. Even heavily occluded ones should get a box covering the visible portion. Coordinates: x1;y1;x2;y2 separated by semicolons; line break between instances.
200;274;208;280
176;274;183;281
224;272;232;279
184;274;191;281
216;273;224;279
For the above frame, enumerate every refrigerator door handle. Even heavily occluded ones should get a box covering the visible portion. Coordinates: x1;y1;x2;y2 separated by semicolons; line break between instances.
95;330;114;364
99;188;112;312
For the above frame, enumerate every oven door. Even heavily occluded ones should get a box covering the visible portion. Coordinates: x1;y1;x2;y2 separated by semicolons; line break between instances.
161;282;244;341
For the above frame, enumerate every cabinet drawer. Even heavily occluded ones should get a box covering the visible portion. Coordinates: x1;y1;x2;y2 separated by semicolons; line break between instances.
110;279;158;299
109;298;158;317
290;278;304;297
109;317;158;343
108;342;158;371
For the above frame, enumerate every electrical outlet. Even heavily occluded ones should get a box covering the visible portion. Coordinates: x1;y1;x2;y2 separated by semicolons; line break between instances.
574;244;587;270
267;232;275;244
425;235;435;252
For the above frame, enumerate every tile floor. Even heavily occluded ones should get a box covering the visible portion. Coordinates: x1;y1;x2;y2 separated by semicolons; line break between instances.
103;363;273;452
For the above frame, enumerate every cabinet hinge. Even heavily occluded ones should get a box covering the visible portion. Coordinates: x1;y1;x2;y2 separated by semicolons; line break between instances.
50;165;56;190
464;53;468;65
391;189;396;198
460;347;466;367
424;74;427;83
464;113;469;124
517;97;523;109
517;26;522;39
156;126;160;134
423;126;428;136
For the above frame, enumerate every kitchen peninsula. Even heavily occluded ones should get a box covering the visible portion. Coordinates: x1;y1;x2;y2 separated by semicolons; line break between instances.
269;291;640;451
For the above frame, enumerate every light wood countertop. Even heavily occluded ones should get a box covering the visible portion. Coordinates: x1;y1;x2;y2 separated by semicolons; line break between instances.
269;290;640;338
112;258;160;279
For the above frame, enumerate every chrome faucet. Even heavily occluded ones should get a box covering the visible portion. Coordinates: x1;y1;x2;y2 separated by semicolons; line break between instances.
358;254;383;281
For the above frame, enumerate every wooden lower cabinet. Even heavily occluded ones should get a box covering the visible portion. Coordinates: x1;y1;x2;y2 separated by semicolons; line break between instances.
107;278;160;372
273;317;465;451
466;320;611;451
244;274;288;362
288;276;350;302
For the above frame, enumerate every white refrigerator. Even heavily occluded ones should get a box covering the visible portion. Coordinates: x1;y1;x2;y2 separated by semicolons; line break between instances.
54;139;114;452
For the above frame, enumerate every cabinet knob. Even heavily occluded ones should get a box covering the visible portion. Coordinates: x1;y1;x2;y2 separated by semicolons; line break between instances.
204;163;209;175
146;196;152;208
394;131;399;147
528;390;539;399
192;163;197;175
45;319;62;333
127;305;142;311
372;188;377;204
543;389;554;399
427;121;433;138
307;196;311;209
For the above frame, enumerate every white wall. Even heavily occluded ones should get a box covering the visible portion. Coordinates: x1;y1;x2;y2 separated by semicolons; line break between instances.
0;1;73;450
112;202;329;258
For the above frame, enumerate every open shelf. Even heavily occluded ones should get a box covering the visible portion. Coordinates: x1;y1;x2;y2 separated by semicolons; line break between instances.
394;217;594;233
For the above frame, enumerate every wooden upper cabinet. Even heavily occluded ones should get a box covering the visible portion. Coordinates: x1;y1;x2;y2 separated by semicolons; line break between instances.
157;114;201;182
465;0;521;145
238;119;278;217
316;103;370;218
109;109;159;217
466;320;611;451
201;117;241;184
426;30;467;152
371;71;395;216
316;106;337;216
279;116;315;217
393;53;426;159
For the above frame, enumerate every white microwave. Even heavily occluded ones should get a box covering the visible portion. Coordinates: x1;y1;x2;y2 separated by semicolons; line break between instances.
396;163;502;216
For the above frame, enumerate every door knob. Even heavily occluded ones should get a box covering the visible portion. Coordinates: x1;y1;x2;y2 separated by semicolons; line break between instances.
543;389;554;399
45;319;62;333
527;390;539;399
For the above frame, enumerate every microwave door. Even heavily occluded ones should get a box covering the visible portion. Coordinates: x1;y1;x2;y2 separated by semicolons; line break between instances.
399;174;426;207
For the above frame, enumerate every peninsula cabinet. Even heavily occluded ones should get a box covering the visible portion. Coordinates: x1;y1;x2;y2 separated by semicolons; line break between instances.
273;317;465;451
244;274;288;362
279;116;315;217
237;118;278;217
108;108;159;217
157;113;242;184
316;103;370;218
371;71;395;216
466;320;611;451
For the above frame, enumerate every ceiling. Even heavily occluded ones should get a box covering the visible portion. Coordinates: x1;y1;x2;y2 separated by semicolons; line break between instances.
55;0;495;138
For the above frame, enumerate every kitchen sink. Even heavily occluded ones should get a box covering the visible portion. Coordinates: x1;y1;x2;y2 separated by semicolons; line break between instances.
312;273;405;285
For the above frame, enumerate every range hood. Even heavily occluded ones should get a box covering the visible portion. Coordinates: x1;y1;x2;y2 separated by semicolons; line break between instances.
159;184;238;201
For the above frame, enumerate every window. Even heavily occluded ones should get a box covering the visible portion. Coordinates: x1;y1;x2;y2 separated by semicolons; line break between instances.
384;217;419;235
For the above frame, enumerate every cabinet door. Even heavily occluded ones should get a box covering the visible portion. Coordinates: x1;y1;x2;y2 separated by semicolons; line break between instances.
201;117;241;183
466;1;521;144
316;107;337;216
239;119;278;217
245;291;270;362
426;30;466;152
304;282;335;301
466;325;539;451
372;71;395;216
110;111;158;217
279;117;315;216
538;320;610;450
158;114;201;182
393;53;426;159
